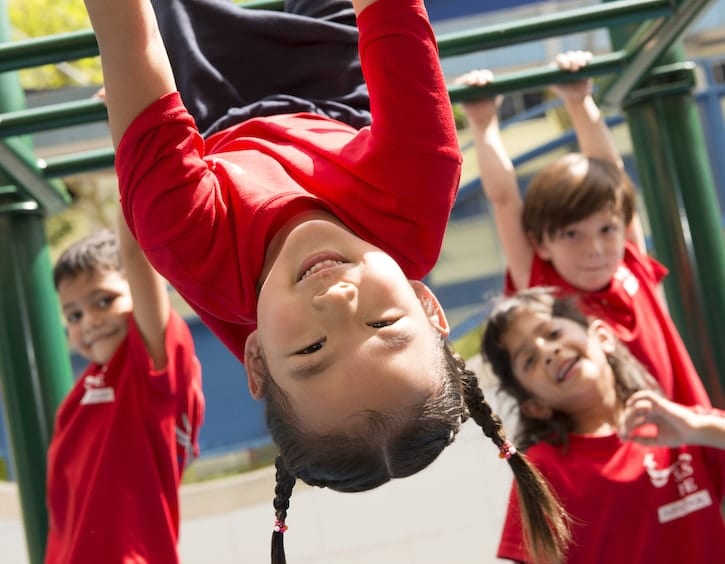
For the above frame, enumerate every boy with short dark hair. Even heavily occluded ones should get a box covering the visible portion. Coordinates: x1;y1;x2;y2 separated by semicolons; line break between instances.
46;213;204;563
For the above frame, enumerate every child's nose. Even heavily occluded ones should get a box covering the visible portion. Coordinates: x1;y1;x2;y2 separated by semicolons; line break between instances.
541;343;560;365
588;238;604;256
313;281;358;311
83;310;103;330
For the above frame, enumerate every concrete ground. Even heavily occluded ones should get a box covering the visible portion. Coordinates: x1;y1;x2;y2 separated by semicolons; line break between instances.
0;357;518;564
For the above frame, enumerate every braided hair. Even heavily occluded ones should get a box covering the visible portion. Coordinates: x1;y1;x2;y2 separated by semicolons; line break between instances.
265;334;569;563
271;456;295;564
457;355;570;562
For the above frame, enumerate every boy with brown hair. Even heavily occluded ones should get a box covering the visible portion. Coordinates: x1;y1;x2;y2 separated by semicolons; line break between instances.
459;51;710;408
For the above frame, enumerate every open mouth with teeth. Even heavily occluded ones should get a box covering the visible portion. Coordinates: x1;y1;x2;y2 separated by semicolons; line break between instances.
297;253;348;282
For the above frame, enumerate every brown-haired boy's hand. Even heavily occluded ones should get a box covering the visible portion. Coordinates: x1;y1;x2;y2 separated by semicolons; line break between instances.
550;50;593;103
455;69;503;131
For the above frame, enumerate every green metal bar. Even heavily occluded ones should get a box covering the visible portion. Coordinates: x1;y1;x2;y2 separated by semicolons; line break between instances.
0;98;107;137
0;137;70;214
0;0;282;73
0;183;17;196
623;61;697;103
0;199;38;214
0;30;98;73
15;53;626;172
449;51;627;102
42;147;114;178
0;3;73;563
600;0;716;107
238;0;283;9
2;54;626;139
437;0;674;57
652;90;725;405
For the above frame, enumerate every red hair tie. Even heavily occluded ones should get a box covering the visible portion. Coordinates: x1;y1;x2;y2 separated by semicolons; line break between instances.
498;440;517;460
273;520;288;533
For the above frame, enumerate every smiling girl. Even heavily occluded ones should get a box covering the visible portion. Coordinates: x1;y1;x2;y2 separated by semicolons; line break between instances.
481;287;725;563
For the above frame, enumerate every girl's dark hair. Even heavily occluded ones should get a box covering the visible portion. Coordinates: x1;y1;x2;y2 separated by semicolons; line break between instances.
53;229;122;289
265;336;570;563
522;154;637;244
482;287;660;450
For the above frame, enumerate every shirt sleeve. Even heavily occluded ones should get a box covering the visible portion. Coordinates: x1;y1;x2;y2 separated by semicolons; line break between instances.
350;0;462;275
164;310;205;466
116;93;256;327
357;0;460;160
126;310;205;468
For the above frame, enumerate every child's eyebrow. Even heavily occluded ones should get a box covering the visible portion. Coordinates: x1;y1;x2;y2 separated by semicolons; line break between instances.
378;331;414;351
290;356;335;380
510;320;549;363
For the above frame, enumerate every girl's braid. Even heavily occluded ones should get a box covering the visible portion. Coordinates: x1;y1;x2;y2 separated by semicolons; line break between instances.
271;455;296;564
461;371;570;563
461;369;507;448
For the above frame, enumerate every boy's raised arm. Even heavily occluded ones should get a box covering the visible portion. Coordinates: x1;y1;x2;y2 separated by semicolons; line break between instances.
551;51;622;169
83;0;176;149
552;50;647;254
117;207;170;369
459;70;534;292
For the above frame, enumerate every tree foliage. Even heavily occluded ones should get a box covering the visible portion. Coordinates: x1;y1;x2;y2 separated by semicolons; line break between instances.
8;0;102;89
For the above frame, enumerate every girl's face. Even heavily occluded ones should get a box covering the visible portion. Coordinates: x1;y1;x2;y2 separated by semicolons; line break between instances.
534;207;627;292
499;307;618;427
247;213;450;434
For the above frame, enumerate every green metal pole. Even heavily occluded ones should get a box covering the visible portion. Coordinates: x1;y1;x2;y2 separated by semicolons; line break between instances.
0;0;73;561
607;10;725;404
651;88;725;404
624;90;725;405
0;207;74;564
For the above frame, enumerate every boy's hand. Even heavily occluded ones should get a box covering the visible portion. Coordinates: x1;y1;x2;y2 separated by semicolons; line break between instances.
550;50;593;103
455;69;503;130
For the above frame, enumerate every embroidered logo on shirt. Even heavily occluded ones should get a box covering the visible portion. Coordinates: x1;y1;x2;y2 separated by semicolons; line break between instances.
80;371;115;405
613;265;639;296
642;452;713;523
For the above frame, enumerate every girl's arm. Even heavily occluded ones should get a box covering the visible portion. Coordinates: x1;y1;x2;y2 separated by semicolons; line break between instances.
83;0;176;149
117;207;170;369
619;389;725;449
459;70;533;291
